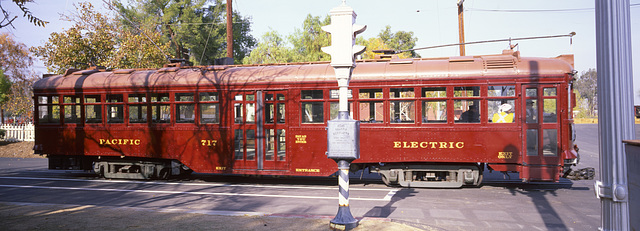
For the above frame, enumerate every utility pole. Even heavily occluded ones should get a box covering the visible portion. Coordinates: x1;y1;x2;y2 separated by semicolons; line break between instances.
457;0;465;56
226;0;233;60
594;0;633;230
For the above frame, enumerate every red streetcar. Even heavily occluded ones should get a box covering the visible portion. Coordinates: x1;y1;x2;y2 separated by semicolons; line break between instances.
33;50;580;188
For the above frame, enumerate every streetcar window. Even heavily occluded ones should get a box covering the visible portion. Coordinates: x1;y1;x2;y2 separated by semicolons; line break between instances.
63;96;81;124
151;93;170;123
330;102;352;120
454;100;480;123
358;89;382;99
330;89;352;99
128;94;146;103
390;88;415;98
301;90;323;123
176;93;194;102
107;94;123;103
543;88;557;96
526;88;537;97
246;102;256;123
359;102;383;123
265;129;287;161
526;99;538;123
390;101;415;123
454;86;480;97
129;104;147;123
358;89;383;123
277;96;285;123
246;129;256;160
37;96;60;124
199;92;218;102
422;100;447;123
176;93;195;123
543;129;558;156
422;87;446;98
266;101;274;124
488;86;515;97
301;102;324;123
234;102;243;124
277;129;286;161
526;129;538;156
84;95;102;124
106;94;124;124
266;129;275;160
128;94;147;124
488;100;515;123
199;92;219;124
301;90;323;99
543;99;557;123
151;93;170;102
176;104;195;123
200;103;219;124
234;129;244;160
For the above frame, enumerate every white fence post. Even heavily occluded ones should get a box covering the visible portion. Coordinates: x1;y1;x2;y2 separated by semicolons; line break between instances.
0;123;35;142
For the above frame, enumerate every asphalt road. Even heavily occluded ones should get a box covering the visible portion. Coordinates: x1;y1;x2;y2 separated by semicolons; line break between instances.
0;124;637;230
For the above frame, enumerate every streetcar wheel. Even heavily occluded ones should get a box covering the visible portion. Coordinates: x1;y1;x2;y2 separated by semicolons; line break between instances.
381;174;398;187
98;165;105;178
158;168;170;180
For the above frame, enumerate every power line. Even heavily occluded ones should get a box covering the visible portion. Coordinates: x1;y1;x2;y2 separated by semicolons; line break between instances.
395;32;576;54
467;3;640;13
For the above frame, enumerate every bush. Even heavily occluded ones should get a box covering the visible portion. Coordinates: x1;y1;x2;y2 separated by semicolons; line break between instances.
0;129;5;139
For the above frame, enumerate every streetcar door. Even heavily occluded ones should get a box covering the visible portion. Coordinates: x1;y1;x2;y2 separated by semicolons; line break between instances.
521;85;561;181
232;91;288;171
232;92;258;170
261;91;288;170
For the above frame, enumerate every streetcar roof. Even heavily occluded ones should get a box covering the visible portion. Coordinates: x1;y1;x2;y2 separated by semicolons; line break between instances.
33;51;574;91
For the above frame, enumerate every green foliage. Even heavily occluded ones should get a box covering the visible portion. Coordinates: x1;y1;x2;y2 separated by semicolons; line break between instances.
0;33;36;121
574;69;597;117
31;2;169;74
288;14;331;62
0;70;11;105
242;30;294;64
115;0;256;65
0;0;49;29
573;90;591;119
0;32;33;81
244;18;420;64
377;25;420;58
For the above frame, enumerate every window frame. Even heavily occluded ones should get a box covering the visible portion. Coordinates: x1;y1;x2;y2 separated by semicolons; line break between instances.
300;89;325;124
199;92;220;124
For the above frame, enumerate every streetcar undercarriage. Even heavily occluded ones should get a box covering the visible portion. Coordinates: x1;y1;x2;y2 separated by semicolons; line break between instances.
370;163;483;188
47;155;191;180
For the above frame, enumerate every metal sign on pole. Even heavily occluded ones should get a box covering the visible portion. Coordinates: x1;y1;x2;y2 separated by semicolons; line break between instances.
321;1;366;230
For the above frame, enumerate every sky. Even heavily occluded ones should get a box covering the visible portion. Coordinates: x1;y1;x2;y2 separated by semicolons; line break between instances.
2;0;640;104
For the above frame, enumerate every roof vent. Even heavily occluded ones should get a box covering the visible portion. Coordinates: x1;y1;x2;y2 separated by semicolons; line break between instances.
483;56;515;70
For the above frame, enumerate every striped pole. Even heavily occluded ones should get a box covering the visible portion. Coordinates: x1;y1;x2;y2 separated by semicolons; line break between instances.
330;159;358;230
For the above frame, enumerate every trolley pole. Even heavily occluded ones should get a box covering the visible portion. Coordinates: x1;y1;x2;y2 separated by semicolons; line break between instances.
321;1;366;230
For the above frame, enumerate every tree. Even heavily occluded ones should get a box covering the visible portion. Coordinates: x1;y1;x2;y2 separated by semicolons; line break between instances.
115;0;256;65
574;69;597;117
242;30;294;64
0;70;11;109
0;0;48;29
31;2;170;74
288;14;331;62
0;70;9;124
0;32;36;123
376;25;420;58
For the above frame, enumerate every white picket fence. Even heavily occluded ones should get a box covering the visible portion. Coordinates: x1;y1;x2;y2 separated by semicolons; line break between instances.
0;123;35;142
